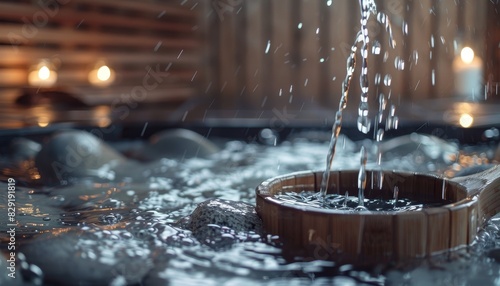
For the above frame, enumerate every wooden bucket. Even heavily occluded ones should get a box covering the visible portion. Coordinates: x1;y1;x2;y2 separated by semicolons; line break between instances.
255;166;500;264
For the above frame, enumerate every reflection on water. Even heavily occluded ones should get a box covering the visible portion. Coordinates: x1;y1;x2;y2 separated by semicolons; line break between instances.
0;131;499;285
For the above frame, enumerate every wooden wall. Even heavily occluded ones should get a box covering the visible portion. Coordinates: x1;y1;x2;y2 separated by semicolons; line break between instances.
0;0;497;124
0;0;202;106
204;0;494;114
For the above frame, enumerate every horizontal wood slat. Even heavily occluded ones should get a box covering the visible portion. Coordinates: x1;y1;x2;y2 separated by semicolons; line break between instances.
0;25;198;49
0;0;202;106
0;47;199;66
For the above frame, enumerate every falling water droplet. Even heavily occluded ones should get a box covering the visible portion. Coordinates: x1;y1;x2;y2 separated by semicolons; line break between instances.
386;104;399;130
357;116;371;134
384;74;392;86
394;57;405;70
372;41;381;55
379;93;387;111
402;21;408;35
265;40;271;54
376;12;396;48
356;146;368;210
374;73;381;85
376;128;384;142
413;50;419;65
393;186;399;209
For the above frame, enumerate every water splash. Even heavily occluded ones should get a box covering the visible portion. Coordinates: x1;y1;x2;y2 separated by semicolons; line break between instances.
355;146;368;211
393;186;399;209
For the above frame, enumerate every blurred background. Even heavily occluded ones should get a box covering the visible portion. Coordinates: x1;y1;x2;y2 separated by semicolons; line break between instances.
0;0;499;136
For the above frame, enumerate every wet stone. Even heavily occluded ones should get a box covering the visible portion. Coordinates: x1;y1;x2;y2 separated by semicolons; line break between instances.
0;254;23;285
379;133;458;167
35;130;127;185
182;199;263;248
9;137;42;163
20;229;153;285
133;129;220;161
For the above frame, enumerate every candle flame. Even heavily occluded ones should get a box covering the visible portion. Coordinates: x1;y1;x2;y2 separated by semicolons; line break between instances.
89;63;114;86
459;113;474;128
38;65;51;80
460;47;475;64
97;65;111;81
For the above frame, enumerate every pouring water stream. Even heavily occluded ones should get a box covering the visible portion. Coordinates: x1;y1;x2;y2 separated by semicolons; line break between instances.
319;0;397;208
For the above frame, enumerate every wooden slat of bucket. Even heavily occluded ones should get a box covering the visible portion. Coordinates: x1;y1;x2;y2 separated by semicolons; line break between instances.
329;213;364;260
302;210;333;261
294;171;316;192
278;202;303;253
280;175;300;193
478;184;500;223
446;204;469;249
360;214;395;261
423;207;451;255
314;170;340;194
261;198;280;237
268;178;283;195
467;199;479;244
394;211;427;259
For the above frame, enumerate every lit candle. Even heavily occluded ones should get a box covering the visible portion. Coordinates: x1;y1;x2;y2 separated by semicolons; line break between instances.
452;47;483;100
28;61;57;87
89;63;115;87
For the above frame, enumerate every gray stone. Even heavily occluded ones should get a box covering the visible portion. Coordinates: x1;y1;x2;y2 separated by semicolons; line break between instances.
35;130;126;185
0;253;23;285
138;129;220;161
379;133;458;164
20;229;153;285
182;199;263;248
9;138;41;163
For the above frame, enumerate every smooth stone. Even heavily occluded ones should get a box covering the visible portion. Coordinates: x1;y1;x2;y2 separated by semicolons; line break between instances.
20;229;153;285
379;133;458;164
136;129;219;161
9;138;42;163
0;254;23;285
35;130;127;185
181;199;263;248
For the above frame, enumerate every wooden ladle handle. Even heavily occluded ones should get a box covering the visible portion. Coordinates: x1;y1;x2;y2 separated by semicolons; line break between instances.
452;164;500;223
